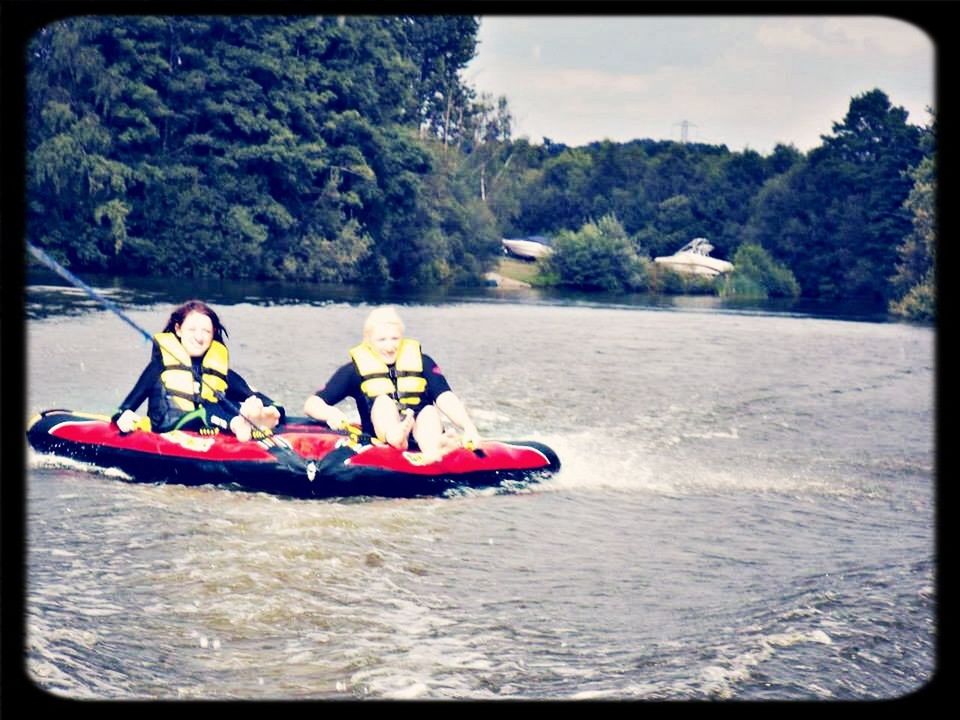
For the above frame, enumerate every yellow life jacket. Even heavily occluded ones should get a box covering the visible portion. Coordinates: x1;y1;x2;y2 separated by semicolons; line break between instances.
154;332;229;411
349;338;427;409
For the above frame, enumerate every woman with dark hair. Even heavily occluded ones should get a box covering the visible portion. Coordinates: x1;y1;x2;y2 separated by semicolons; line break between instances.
112;300;284;441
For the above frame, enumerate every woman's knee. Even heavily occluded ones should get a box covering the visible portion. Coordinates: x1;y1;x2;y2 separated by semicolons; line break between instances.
415;405;442;428
371;396;399;419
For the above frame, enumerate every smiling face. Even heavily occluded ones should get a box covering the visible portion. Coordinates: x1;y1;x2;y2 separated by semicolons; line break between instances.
366;321;404;364
175;310;214;357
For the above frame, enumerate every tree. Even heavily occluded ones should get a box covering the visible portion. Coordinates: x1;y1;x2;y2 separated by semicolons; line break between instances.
25;15;497;285
515;148;595;235
889;157;935;320
27;20;137;269
719;243;800;299
747;89;923;301
398;15;481;146
541;214;648;292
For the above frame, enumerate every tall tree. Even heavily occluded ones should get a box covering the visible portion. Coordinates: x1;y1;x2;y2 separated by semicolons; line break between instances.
27;19;137;269
398;15;480;146
889;117;936;320
747;89;923;301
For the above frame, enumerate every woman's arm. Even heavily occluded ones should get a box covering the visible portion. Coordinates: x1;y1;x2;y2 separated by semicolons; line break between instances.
112;356;160;431
303;394;350;429
303;363;354;429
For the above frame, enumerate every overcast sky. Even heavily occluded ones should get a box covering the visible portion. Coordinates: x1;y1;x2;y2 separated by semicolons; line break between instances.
464;15;935;155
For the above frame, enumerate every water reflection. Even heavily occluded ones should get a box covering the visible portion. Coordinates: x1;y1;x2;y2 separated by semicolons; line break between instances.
25;268;898;323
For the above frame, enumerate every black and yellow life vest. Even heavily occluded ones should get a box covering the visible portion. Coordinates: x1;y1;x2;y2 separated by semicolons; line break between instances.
349;338;427;409
154;332;229;411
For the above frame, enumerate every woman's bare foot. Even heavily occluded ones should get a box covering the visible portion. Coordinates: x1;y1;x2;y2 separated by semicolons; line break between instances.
230;415;252;442
418;434;462;464
255;405;281;430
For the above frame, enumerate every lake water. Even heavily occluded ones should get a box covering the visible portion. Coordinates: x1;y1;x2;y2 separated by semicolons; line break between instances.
11;274;937;702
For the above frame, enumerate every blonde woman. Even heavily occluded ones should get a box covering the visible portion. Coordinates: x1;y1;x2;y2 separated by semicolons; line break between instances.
304;306;480;461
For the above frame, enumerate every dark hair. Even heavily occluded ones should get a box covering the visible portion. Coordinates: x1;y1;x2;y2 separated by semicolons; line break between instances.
162;300;228;342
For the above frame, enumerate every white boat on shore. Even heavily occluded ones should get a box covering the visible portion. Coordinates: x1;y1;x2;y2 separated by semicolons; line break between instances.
501;236;553;261
653;238;734;277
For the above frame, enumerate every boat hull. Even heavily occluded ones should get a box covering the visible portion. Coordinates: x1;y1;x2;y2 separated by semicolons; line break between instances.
26;410;561;500
653;252;734;277
501;238;553;260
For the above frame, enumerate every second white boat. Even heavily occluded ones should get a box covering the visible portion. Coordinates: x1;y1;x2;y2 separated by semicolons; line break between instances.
653;238;734;277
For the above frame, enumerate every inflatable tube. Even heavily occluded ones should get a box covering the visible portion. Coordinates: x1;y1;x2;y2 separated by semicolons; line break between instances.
26;409;561;500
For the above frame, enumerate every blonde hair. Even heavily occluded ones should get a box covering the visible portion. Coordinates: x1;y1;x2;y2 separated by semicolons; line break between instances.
363;306;405;341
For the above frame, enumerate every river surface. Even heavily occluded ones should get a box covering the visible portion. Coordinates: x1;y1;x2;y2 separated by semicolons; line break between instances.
12;275;937;702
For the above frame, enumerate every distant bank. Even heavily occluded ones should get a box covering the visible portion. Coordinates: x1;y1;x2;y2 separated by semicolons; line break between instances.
484;271;532;289
486;257;542;288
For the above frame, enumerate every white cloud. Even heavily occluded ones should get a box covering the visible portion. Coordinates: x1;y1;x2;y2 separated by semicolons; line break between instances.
466;15;935;153
754;19;824;51
821;16;933;57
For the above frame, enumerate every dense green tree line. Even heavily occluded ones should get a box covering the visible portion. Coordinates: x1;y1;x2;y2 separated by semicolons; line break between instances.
25;16;934;319
27;15;497;286
483;89;931;312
